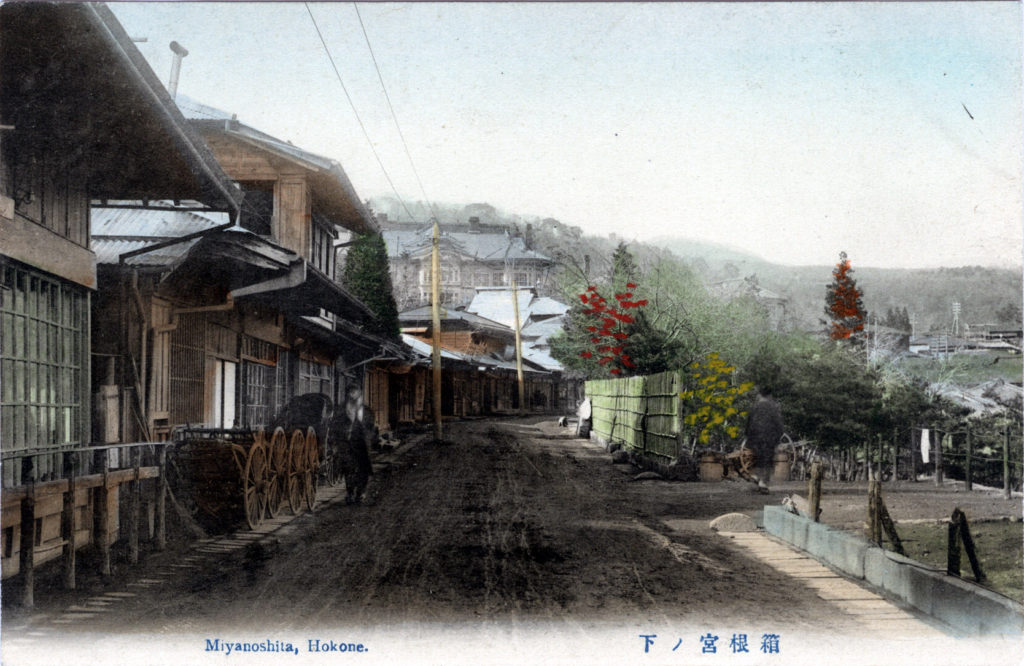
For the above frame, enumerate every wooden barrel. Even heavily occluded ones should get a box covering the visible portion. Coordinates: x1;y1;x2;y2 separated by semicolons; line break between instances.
773;451;791;481
699;453;724;482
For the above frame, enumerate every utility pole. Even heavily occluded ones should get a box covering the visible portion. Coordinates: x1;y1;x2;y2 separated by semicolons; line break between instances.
431;220;442;442
512;281;525;415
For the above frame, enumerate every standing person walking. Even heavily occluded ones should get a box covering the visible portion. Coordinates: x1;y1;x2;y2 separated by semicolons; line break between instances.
330;385;375;505
745;391;785;494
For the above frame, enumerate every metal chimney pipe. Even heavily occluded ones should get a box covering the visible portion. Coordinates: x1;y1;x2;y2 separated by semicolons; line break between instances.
168;41;189;100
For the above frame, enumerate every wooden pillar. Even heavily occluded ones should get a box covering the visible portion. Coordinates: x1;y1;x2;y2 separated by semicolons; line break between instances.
964;430;973;492
128;447;141;565
19;457;36;608
808;460;823;522
93;447;111;576
866;479;878;544
960;510;986;583
891;429;898;483
430;220;442;442
946;509;963;577
155;445;167;551
61;451;77;590
934;430;944;485
1004;427;1012;501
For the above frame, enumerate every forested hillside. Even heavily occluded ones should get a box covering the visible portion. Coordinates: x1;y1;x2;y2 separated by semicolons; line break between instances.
368;196;1022;333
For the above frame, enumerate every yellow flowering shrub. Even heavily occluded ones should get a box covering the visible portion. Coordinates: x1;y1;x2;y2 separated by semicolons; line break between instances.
680;352;753;449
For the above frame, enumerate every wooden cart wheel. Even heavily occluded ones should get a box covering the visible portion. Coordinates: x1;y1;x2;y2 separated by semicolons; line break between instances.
266;427;288;518
738;447;755;478
287;429;306;514
304;427;319;510
242;442;269;530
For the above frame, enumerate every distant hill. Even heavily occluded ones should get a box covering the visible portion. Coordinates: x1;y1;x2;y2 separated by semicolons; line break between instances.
651;236;1022;333
367;196;1022;335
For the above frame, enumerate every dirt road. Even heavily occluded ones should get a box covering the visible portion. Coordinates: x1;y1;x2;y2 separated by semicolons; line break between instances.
3;418;1020;664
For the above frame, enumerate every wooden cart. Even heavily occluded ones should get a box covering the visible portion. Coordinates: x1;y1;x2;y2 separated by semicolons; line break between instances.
723;446;756;480
173;425;319;531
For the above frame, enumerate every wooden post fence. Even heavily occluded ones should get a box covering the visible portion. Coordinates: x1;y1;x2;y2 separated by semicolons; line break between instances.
866;479;904;555
947;508;986;583
19;457;35;608
155;446;168;551
964;430;973;492
808;460;823;522
1004;427;1012;500
61;451;77;590
93;447;112;576
128;447;141;564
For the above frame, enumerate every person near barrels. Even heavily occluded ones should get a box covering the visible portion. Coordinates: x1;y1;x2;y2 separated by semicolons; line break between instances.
745;391;784;494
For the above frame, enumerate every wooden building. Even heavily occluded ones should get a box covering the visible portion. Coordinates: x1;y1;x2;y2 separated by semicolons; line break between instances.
381;219;554;310
0;4;240;582
383;305;568;430
91;98;399;444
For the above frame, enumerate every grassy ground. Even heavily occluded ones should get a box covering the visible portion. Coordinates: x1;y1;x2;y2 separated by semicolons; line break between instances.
895;520;1023;604
898;350;1023;385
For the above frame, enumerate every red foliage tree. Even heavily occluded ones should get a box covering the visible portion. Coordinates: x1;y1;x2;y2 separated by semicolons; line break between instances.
578;282;648;375
825;251;867;341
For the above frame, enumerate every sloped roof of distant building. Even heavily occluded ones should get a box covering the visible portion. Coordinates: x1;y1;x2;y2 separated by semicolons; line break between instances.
382;228;550;262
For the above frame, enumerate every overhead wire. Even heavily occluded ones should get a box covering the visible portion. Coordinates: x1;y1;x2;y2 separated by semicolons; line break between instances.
303;2;420;225
352;3;440;223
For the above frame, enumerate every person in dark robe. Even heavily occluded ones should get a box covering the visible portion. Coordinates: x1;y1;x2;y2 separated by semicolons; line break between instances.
745;391;785;494
329;386;375;504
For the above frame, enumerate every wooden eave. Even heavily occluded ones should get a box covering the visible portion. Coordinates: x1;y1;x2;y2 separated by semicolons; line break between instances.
0;3;241;214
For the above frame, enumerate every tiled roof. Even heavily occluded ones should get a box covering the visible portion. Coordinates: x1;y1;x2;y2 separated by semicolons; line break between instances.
92;205;228;238
93;237;203;266
91;205;230;266
466;289;536;329
382;228;550;263
527;297;570;317
521;316;565;340
399;306;512;335
180;96;376;235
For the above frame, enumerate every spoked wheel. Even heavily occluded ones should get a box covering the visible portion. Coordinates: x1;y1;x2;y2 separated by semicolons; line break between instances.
738;447;756;479
242;442;269;530
304;427;319;510
287;429;306;515
266;427;288;518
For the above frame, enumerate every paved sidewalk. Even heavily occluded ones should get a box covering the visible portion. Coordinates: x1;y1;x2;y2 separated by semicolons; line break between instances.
722;530;948;638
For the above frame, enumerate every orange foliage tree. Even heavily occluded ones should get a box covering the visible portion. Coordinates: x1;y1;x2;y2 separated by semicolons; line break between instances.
825;251;867;341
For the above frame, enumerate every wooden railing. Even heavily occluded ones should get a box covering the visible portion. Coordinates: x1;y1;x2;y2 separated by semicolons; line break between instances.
1;441;169;608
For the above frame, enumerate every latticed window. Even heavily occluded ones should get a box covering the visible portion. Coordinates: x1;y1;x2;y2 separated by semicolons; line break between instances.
310;219;334;278
298;357;332;399
1;262;89;486
241;360;275;428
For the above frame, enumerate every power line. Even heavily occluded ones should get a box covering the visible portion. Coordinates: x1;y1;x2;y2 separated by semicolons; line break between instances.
352;3;439;223
303;2;420;225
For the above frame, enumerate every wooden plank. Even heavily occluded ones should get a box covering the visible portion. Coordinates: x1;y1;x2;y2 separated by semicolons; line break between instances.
1;466;161;506
878;498;905;556
947;508;963;578
61;452;76;590
959;511;987;583
19;494;35;608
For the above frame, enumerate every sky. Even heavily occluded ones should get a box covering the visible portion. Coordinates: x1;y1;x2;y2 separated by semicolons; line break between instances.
111;2;1022;270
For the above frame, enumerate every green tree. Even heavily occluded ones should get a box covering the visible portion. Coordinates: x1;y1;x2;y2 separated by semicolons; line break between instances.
825;251;867;342
777;345;883;451
341;232;400;339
